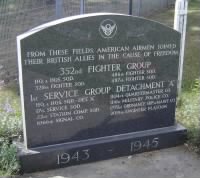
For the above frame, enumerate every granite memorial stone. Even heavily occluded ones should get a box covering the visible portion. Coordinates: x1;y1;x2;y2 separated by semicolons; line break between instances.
16;13;187;173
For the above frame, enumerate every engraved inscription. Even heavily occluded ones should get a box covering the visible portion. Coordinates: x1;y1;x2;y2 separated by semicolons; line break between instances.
57;149;90;165
130;138;159;152
18;15;180;147
26;44;179;127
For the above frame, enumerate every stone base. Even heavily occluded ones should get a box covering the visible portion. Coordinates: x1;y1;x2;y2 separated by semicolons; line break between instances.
15;124;187;173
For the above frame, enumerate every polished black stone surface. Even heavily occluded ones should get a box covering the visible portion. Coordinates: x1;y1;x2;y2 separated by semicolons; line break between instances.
16;124;187;173
18;14;181;148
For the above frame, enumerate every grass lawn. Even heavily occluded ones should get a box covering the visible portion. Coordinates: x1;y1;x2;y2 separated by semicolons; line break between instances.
150;0;200;150
183;1;200;90
150;0;200;90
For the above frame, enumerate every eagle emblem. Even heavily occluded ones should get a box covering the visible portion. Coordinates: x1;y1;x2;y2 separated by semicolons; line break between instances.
99;19;117;38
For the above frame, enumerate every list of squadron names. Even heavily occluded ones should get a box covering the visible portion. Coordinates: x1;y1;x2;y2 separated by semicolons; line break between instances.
23;44;179;126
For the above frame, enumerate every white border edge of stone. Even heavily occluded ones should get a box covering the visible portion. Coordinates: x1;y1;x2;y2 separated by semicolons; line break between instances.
16;13;128;148
16;12;181;149
17;36;28;148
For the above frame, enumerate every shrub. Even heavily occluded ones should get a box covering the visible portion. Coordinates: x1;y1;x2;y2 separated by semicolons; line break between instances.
0;107;22;140
0;85;22;175
0;141;20;175
0;113;22;140
176;78;200;152
0;89;23;140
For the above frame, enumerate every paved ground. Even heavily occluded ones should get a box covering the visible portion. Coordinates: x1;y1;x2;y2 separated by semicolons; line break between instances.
19;146;200;178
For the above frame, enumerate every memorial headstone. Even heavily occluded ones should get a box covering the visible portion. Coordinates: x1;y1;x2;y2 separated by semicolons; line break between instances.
16;13;186;173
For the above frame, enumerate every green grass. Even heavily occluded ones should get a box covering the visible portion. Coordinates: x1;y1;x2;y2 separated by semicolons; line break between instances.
0;83;21;176
0;83;21;114
176;80;200;152
151;0;200;151
183;0;200;90
0;83;22;139
150;0;200;91
0;141;20;176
